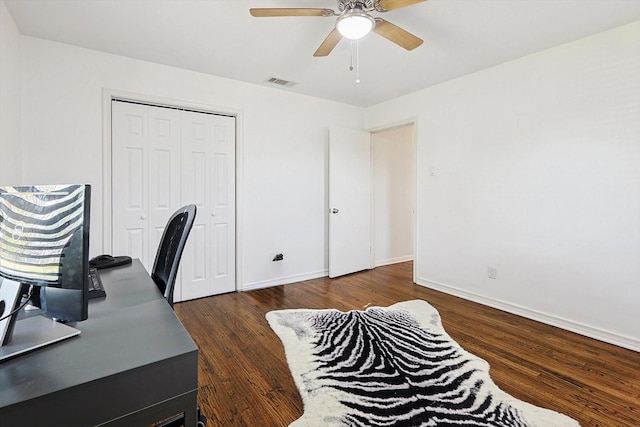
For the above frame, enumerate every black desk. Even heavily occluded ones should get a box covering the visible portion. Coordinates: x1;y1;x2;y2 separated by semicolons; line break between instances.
0;260;199;426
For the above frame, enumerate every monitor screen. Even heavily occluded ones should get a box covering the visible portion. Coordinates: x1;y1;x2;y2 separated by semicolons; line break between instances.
0;184;91;322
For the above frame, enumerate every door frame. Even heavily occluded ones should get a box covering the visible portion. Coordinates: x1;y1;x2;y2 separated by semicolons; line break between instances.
101;89;244;290
367;118;418;284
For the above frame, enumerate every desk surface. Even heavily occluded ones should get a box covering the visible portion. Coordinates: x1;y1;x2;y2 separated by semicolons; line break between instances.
0;260;199;426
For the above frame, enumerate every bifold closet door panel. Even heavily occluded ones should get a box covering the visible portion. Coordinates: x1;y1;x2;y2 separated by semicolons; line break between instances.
112;100;236;301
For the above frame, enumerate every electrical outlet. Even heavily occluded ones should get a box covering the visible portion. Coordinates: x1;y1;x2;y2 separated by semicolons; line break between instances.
488;266;497;279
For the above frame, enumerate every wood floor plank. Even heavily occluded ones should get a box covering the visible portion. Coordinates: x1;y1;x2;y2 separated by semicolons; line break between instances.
174;262;640;426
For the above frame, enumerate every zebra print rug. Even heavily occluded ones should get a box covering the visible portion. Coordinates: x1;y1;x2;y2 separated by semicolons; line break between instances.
266;300;579;426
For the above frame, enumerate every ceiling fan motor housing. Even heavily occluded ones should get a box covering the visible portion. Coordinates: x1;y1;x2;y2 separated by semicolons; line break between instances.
338;0;386;13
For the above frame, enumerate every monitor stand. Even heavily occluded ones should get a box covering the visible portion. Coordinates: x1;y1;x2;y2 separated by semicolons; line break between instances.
0;279;80;362
0;315;81;362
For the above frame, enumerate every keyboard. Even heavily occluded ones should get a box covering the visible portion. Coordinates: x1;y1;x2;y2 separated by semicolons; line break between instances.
88;268;106;299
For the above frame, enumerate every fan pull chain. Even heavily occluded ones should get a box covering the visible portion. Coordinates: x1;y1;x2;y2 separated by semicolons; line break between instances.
348;40;361;84
356;39;361;84
349;40;354;72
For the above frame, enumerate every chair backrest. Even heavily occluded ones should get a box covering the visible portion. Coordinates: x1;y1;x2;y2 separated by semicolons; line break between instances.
151;204;197;308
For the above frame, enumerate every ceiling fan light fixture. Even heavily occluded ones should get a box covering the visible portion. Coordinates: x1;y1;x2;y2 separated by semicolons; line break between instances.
336;10;375;40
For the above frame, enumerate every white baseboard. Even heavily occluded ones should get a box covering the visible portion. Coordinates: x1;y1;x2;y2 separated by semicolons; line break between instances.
240;269;328;292
243;257;413;292
416;276;640;353
374;255;414;267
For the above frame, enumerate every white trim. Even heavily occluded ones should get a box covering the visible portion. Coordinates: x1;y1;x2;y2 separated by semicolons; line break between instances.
101;91;113;255
234;108;245;292
369;133;374;270
101;88;244;291
241;269;328;292
412;120;419;285
367;118;418;134
416;276;640;352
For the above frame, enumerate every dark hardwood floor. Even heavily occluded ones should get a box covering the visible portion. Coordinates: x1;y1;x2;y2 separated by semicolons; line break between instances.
175;262;640;426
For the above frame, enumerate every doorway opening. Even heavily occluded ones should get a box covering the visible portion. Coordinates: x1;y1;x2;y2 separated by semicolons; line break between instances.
371;124;415;267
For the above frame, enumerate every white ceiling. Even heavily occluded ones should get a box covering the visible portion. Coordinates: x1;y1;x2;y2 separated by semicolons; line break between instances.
5;0;640;107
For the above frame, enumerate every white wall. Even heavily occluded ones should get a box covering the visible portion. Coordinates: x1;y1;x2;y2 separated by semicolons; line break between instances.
366;21;640;350
16;34;364;290
0;0;21;183
372;125;415;266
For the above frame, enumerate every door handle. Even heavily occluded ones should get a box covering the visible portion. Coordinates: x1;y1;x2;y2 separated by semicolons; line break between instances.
330;208;339;214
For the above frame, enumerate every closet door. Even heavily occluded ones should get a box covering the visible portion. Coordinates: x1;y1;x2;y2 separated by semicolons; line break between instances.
112;101;235;301
179;112;236;299
112;101;148;265
112;101;181;271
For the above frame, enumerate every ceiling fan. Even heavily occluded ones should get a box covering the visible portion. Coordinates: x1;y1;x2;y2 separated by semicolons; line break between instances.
250;0;426;57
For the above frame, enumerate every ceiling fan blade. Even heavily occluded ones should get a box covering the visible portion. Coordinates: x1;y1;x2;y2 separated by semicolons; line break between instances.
377;0;427;11
373;18;423;50
313;29;342;57
250;8;335;17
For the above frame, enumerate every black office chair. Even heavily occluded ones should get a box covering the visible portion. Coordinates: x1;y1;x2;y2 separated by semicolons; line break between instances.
151;204;207;426
151;204;197;308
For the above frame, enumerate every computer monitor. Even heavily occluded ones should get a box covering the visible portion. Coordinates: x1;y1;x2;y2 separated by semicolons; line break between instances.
0;184;91;360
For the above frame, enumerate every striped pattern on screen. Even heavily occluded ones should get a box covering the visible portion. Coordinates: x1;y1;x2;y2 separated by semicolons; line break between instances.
0;184;86;285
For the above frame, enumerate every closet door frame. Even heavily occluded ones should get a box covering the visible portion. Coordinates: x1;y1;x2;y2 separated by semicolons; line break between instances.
101;89;244;291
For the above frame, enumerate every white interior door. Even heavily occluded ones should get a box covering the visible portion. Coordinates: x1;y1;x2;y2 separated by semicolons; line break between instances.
148;107;182;270
112;101;149;266
179;112;236;299
112;100;235;301
329;126;372;278
112;101;181;271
